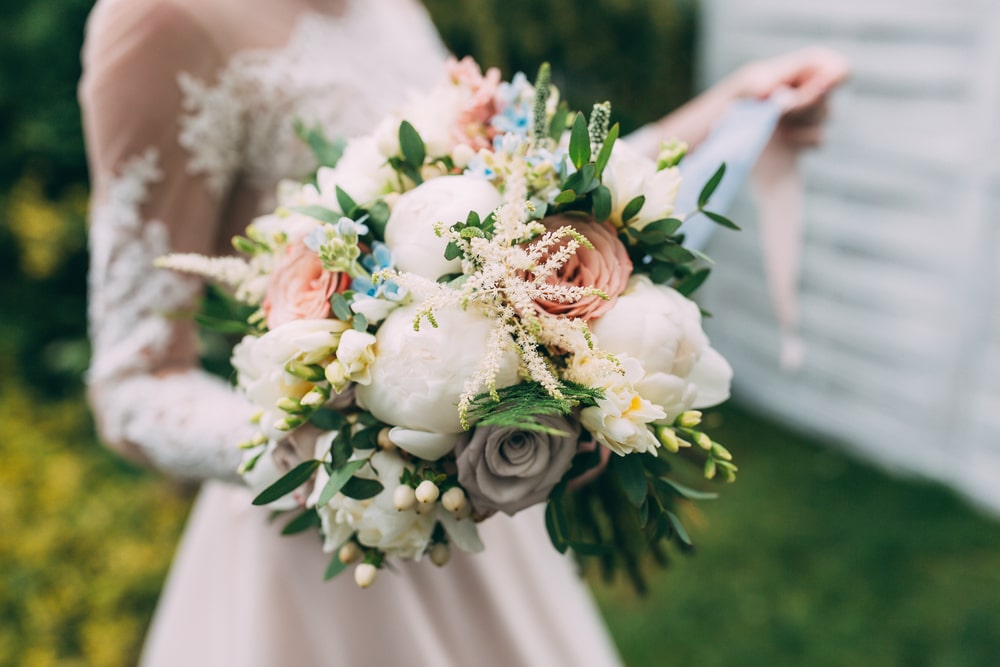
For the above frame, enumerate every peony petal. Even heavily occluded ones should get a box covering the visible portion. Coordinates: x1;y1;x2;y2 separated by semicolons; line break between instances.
388;427;459;461
689;346;733;409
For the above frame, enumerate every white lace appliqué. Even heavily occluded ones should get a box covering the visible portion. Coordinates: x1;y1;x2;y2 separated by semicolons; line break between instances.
87;149;253;481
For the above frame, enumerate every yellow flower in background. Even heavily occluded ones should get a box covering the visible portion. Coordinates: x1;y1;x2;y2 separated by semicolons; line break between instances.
5;176;87;280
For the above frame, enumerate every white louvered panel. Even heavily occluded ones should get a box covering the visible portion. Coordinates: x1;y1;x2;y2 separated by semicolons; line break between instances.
700;0;1000;514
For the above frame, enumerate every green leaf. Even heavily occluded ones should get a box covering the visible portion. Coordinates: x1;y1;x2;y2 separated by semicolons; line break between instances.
666;510;693;546
444;241;462;261
324;550;349;580
330;428;353;468
548;102;570;142
400;163;423;187
335;186;358;218
252;460;321;506
569;541;612;556
317;459;368;507
697;163;726;209
330;293;353;321
703;209;741;230
309;408;346;431
594;122;620;178
350;425;382;450
281;509;321;535
591;184;612;222
563;163;597;196
568;113;591;169
648;261;673;284
621;195;645;224
639;498;651;528
340;477;384;500
651;243;696;264
367;200;390;240
611;453;648;507
399;120;426;166
675;267;711;297
291;205;341;225
352;312;368;332
544;497;569;554
554;190;577;205
641;453;672;477
192;313;254;335
659;478;719;501
294;121;346;168
637;218;683;244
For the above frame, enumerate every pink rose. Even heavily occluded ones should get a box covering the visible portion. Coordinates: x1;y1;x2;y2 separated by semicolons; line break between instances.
263;242;350;329
530;215;633;321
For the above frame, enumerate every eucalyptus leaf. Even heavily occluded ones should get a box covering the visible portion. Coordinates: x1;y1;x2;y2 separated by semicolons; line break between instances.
341;477;383;500
317;458;368;507
399;120;426;166
569;113;591;168
330;293;353;321
591;184;612;222
666;510;693;546
611;453;648;507
309;408;346;431
594;122;620;178
703;209;741;230
281;509;321;535
290;205;341;225
697;163;727;209
252;460;321;506
444;241;462;261
192;314;254;335
659;477;719;501
621;195;645;224
675;267;711;297
554;190;577;205
324;550;349;580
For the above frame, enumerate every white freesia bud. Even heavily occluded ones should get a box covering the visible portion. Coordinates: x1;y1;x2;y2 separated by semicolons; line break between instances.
678;410;702;428
440;487;467;514
429;542;450;567
338;542;362;565
324;360;348;392
274;416;303;432
656;426;681;453
696;432;713;450
415;480;440;504
300;386;329;408
276;396;302;413
354;563;378;588
393;485;417;511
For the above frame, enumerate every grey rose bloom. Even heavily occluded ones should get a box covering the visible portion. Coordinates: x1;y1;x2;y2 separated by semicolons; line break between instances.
455;415;581;516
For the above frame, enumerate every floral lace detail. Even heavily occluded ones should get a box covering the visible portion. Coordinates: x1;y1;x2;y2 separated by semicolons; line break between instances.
87;148;253;481
176;4;446;200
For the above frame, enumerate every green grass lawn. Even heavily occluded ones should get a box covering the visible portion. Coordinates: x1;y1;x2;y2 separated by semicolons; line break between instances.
592;405;1000;667
3;382;998;667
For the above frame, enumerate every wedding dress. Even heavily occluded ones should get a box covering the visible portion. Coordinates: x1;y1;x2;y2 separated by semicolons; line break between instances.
80;0;623;664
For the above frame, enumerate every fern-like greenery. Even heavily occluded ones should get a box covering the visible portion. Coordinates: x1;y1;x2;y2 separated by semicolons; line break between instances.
467;380;604;433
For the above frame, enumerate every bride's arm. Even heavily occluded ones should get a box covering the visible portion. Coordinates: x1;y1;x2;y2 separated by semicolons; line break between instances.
626;47;849;156
81;0;255;482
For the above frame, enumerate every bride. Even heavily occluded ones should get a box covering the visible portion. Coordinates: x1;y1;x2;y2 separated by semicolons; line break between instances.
80;0;845;664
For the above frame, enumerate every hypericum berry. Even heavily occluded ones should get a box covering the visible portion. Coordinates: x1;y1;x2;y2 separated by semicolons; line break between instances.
377;427;395;451
354;563;377;588
393;485;417;511
415;480;440;504
441;487;467;514
429;543;450;567
338;542;362;565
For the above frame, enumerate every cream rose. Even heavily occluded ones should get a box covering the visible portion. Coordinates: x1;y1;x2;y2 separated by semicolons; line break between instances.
603;139;682;230
529;215;632;321
263;241;350;330
589;275;732;422
384;175;502;280
355;302;520;434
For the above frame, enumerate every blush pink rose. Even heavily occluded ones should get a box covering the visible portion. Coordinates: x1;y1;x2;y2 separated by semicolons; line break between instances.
263;242;351;329
447;56;501;151
530;215;633;321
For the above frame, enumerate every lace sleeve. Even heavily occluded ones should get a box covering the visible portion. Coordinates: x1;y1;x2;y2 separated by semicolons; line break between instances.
81;0;254;482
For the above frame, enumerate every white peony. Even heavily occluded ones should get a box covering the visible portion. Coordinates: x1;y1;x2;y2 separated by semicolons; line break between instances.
589;275;732;423
316;136;397;212
603;140;682;230
355;302;520;434
232;319;351;438
384;175;502;280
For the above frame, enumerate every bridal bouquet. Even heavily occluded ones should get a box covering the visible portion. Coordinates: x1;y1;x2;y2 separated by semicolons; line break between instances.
160;58;738;590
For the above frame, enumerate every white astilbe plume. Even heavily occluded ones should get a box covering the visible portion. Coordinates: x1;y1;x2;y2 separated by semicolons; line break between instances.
379;155;621;424
155;254;259;304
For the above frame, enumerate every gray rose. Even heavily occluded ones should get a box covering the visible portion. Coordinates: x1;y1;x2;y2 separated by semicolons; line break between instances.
455;415;581;516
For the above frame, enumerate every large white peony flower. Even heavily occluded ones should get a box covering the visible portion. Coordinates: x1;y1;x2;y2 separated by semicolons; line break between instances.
384;175;502;280
232;319;351;438
589;275;732;423
355;302;520;434
316;136;397;212
603;139;682;231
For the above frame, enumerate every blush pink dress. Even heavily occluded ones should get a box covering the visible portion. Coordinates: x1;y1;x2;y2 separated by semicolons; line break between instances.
80;0;623;665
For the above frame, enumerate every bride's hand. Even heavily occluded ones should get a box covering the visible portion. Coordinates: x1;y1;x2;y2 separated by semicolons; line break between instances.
728;47;850;147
